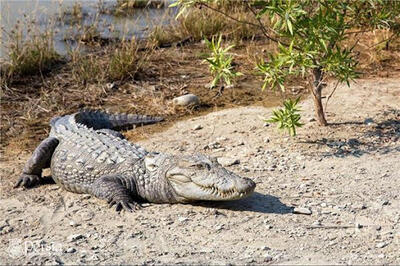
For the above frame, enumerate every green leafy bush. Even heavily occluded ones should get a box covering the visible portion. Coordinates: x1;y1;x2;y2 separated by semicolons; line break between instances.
266;97;303;137
204;35;242;88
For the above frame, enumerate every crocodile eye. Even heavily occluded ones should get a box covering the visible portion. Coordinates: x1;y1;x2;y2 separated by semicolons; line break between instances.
191;164;204;170
191;163;211;170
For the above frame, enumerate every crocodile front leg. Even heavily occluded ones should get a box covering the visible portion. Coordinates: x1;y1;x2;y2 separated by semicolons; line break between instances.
15;137;59;188
90;175;141;212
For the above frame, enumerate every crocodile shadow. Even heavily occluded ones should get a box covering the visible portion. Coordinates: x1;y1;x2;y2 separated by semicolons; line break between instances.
27;179;292;214
192;192;293;214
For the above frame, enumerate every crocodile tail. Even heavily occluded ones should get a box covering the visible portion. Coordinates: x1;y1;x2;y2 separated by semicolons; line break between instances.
75;109;164;130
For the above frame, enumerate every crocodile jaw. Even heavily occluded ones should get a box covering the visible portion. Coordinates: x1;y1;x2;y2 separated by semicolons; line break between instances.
165;154;256;202
168;174;255;201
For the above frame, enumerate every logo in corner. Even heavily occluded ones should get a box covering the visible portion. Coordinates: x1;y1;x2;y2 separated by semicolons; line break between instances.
8;238;23;258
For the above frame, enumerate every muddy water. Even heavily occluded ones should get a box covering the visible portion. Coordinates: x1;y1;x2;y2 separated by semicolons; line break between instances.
0;0;176;58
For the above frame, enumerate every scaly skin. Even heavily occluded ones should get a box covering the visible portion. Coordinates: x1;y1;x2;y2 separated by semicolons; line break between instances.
15;110;256;212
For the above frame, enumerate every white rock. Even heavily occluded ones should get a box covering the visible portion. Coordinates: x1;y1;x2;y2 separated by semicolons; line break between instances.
178;217;189;223
264;254;273;262
293;207;312;215
376;242;388;248
172;94;200;106
218;157;240;167
192;124;203;130
66;247;76;253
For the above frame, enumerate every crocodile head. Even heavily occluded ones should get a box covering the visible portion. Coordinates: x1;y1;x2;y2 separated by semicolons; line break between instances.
144;153;255;202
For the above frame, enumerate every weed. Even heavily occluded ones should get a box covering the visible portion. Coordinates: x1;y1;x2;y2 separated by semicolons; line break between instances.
178;8;227;41
266;97;303;137
114;0;165;16
149;25;181;47
1;21;60;84
70;51;104;85
108;39;147;81
204;35;242;88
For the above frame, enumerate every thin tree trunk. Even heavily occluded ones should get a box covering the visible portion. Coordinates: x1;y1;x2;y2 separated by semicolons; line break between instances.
310;67;328;126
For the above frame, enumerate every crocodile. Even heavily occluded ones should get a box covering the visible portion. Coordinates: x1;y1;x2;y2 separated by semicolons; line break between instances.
15;110;256;211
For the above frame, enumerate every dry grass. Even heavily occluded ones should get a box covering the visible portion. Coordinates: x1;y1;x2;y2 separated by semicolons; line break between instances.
149;6;261;45
1;20;62;86
354;29;400;76
112;0;166;16
108;39;149;81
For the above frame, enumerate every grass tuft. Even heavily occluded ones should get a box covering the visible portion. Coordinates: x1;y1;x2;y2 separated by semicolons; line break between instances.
108;39;145;80
2;25;60;83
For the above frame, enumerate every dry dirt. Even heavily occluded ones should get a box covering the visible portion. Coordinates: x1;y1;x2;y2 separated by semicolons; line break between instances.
0;78;399;265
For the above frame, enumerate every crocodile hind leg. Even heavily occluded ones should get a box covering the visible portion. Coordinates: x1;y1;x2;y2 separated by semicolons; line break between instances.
90;175;141;212
15;137;59;188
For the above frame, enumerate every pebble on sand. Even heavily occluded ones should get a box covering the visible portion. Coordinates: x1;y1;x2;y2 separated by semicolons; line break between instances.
293;207;312;215
172;94;200;106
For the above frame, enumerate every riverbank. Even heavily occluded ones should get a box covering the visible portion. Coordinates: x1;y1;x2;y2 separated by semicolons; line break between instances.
1;77;399;264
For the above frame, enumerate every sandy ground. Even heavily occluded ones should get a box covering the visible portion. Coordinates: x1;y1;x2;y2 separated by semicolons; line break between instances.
0;78;399;265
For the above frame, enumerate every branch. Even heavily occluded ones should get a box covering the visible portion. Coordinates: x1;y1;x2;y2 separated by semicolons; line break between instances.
367;31;400;49
245;3;281;44
199;3;260;29
344;30;370;35
199;2;291;48
324;79;340;111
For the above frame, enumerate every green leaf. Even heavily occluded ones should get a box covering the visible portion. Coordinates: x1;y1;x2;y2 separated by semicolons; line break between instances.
265;97;303;137
287;19;293;35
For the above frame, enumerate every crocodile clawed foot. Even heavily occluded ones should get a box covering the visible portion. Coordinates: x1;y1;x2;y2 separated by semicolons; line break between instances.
108;198;141;213
14;174;41;188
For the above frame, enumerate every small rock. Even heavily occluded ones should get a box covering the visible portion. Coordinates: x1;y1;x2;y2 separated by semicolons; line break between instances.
312;220;322;226
218;157;240;167
261;246;270;251
69;221;79;227
309;118;316;122
216;137;228;142
381;199;390;206
178;217;189;223
68;234;85;242
376;242;388;248
377;254;385;259
364;118;374;125
192;124;203;130
264;254;273;262
172;94;200;107
66;247;76;253
105;82;118;90
374;225;382;231
353;203;367;210
215;224;224;231
293;207;312;215
205;141;222;150
241;166;250;172
0;225;13;234
88;255;100;261
355;223;363;229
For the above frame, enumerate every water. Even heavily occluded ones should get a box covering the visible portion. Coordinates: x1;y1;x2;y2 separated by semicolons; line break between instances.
0;0;176;59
